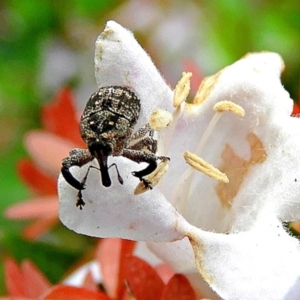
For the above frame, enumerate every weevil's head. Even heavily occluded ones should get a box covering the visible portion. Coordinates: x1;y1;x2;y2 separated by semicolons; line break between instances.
80;109;133;157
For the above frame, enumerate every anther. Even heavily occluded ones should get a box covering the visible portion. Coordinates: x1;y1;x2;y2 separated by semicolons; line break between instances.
173;72;192;108
134;158;169;195
149;109;173;131
183;151;229;183
194;100;245;156
213;100;245;117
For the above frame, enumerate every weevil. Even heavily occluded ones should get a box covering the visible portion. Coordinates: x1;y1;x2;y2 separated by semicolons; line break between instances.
61;86;169;209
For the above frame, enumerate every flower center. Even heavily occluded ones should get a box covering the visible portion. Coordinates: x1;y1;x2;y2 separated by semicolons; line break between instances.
170;72;246;215
184;100;245;181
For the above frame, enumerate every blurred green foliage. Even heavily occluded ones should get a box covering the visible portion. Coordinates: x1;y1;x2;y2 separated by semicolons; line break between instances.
0;0;299;295
202;0;300;100
0;0;119;294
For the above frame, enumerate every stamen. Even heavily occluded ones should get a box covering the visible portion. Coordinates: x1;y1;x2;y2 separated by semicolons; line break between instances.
213;100;245;117
171;100;244;204
173;72;192;108
149;109;173;131
163;73;191;153
183;151;229;183
195;101;245;156
194;112;222;155
134;159;169;195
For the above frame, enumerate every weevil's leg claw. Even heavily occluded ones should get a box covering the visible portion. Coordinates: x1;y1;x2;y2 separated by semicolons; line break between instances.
76;190;85;210
141;177;153;190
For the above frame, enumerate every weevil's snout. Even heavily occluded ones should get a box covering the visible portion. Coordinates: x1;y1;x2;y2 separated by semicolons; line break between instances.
88;140;112;187
88;140;112;157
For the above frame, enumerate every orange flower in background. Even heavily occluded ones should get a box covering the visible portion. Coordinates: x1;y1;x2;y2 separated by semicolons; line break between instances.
293;103;300;115
2;239;198;300
2;257;109;300
5;87;85;239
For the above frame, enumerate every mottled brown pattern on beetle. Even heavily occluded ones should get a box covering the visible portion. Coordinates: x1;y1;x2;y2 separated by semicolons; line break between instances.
61;86;170;209
80;87;141;156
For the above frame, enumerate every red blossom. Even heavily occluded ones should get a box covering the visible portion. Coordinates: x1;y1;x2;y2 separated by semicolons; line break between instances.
292;102;300;115
182;59;203;96
122;255;165;300
17;159;57;195
41;87;84;146
43;285;110;300
96;239;198;300
2;239;198;300
5;87;83;239
4;257;51;298
96;238;136;299
161;274;197;300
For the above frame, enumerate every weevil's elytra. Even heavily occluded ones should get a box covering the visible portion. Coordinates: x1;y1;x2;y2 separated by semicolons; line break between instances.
80;86;141;156
82;87;140;128
61;86;169;209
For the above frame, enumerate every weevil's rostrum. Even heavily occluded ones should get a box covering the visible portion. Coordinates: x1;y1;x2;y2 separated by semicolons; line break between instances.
61;86;169;209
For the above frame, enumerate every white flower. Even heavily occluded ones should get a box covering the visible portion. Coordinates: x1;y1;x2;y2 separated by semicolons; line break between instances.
58;21;300;300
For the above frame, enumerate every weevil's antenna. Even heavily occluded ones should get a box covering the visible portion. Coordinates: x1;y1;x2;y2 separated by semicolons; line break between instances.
76;163;123;209
81;164;124;188
108;163;124;184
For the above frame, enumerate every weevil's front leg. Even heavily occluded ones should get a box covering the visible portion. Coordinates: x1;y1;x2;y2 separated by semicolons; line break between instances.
128;136;157;154
62;148;95;209
129;123;157;153
61;148;93;190
130;123;153;141
122;149;169;189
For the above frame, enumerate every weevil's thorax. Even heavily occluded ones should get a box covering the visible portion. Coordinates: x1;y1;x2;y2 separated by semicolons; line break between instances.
80;86;141;156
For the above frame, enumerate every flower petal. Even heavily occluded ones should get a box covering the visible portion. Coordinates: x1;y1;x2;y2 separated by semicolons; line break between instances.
42;87;84;146
59;21;187;242
161;274;197;300
43;285;110;300
164;52;300;232
58;159;187;242
4;258;27;297
22;217;58;239
148;239;218;299
187;217;300;300
63;262;101;288
154;264;175;284
96;238;136;299
5;196;57;219
4;258;50;298
82;271;99;292
25;131;77;177
22;260;51;298
94;21;174;128
17;160;57;195
122;255;165;300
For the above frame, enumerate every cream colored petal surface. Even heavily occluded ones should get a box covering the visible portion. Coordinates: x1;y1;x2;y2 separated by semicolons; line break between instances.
163;52;300;233
94;21;173;129
187;216;300;300
58;158;187;242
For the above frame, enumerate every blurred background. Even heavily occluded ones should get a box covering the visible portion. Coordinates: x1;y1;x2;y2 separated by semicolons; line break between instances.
1;0;300;294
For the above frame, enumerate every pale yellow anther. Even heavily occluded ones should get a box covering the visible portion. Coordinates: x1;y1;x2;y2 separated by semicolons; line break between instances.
149;109;173;131
134;159;169;195
183;151;229;183
173;72;192;108
213;100;245;117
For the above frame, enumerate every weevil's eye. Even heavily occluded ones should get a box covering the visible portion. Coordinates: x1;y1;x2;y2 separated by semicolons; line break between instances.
89;120;98;130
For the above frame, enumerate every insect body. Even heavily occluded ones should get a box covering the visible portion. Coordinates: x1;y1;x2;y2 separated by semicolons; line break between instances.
61;86;168;209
